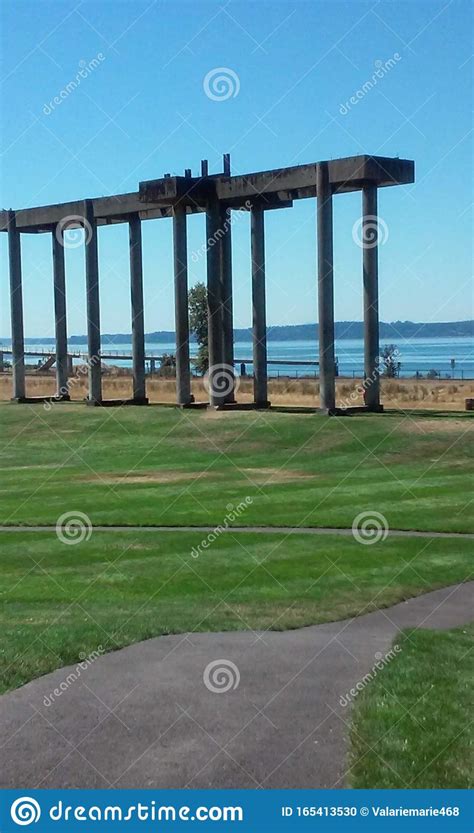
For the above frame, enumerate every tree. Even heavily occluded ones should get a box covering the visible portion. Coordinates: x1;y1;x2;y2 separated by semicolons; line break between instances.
188;282;208;375
158;353;176;377
380;344;399;378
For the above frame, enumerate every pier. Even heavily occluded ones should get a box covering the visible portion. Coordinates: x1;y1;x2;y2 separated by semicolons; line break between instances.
1;153;414;411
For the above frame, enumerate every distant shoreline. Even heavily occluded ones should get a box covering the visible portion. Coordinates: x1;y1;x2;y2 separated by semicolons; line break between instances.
4;320;473;345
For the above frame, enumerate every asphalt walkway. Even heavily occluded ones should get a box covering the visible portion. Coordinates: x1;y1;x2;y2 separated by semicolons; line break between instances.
1;581;472;789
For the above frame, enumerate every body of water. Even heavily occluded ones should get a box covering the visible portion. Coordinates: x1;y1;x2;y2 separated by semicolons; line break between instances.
6;336;473;379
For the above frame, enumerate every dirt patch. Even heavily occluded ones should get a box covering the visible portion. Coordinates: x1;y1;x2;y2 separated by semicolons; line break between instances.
240;467;317;484
81;470;217;485
400;418;474;435
3;463;62;471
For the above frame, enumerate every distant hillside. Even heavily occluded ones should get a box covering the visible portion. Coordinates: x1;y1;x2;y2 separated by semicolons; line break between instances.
10;319;474;345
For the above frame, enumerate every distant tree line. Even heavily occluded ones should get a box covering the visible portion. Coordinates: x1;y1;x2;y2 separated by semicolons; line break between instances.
21;319;472;345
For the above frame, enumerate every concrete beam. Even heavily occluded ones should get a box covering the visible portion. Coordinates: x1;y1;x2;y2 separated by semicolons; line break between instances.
206;194;225;406
0;156;412;233
215;156;414;204
362;186;381;411
52;226;70;399
84;201;102;404
129;215;147;404
251;207;269;407
316;163;336;412
7;211;26;400
219;205;235;403
0;182;180;232
173;204;193;406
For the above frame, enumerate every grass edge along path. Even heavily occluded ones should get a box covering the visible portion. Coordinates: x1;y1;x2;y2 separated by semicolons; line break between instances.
349;623;474;788
0;529;472;694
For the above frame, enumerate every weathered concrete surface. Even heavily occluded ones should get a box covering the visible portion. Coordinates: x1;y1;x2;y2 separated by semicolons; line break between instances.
317;162;336;412
0;582;472;789
251;206;268;407
129;215;147;404
362;185;380;411
173;204;192;407
7;210;26;400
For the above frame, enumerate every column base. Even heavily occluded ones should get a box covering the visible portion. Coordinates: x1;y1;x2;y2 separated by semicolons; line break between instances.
317;407;342;416
318;404;384;416
87;397;149;407
176;393;195;408
211;401;271;412
11;396;69;404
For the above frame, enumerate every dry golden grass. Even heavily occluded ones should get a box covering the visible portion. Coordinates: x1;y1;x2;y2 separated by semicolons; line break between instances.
1;370;473;410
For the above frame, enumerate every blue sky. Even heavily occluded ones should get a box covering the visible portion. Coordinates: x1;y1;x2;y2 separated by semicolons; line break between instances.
1;0;472;338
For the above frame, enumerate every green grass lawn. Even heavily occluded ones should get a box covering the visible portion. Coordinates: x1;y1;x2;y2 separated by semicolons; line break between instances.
0;403;473;532
1;402;473;790
349;624;474;788
0;529;472;693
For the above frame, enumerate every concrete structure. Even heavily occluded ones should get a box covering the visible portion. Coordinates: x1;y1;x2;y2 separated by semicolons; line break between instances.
7;210;26;401
251;206;269;407
52;225;69;400
1;154;414;410
129;215;147;404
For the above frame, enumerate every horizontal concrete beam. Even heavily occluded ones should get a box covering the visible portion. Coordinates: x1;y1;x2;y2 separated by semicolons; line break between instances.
215;156;414;203
0;181;180;232
0;156;413;232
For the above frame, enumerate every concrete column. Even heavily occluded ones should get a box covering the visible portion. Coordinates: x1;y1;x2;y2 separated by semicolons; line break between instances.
129;215;147;403
206;195;225;406
251;207;269;407
173;203;192;406
362;185;381;411
52;225;70;399
7;210;26;401
316;162;336;412
219;205;235;402
83;201;102;404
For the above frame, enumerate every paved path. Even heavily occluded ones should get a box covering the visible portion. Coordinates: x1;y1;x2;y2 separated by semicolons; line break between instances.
1;582;472;790
0;524;472;539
